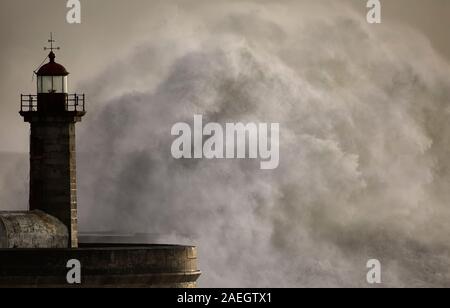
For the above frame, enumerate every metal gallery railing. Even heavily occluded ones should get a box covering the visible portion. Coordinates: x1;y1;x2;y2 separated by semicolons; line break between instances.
20;94;86;112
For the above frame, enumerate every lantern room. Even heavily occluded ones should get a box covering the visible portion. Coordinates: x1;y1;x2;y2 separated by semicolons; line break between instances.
36;51;69;94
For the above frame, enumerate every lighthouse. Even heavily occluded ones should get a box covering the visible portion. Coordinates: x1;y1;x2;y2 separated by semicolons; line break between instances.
0;34;200;287
19;34;86;248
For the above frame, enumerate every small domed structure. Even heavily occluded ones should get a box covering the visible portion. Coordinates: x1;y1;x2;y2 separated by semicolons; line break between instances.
0;210;68;248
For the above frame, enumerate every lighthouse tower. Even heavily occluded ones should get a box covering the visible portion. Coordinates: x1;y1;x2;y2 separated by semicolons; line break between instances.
19;34;86;248
0;35;200;288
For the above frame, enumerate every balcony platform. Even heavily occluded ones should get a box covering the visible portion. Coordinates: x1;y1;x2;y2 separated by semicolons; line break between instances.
19;93;86;122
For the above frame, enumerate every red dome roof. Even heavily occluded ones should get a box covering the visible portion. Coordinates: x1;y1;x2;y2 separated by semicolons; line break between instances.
36;52;69;76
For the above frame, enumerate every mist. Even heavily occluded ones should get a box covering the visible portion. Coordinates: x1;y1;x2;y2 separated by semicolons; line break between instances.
2;1;450;287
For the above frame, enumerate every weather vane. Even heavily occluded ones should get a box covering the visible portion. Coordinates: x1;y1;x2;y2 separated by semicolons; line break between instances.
44;32;60;52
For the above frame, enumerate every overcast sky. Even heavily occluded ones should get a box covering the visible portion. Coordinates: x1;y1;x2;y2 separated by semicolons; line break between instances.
0;0;450;152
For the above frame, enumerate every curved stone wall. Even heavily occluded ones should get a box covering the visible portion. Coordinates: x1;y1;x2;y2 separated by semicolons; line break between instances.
0;210;68;248
0;244;200;288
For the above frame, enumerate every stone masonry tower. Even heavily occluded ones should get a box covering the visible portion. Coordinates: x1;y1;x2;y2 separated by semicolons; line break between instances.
19;34;86;248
